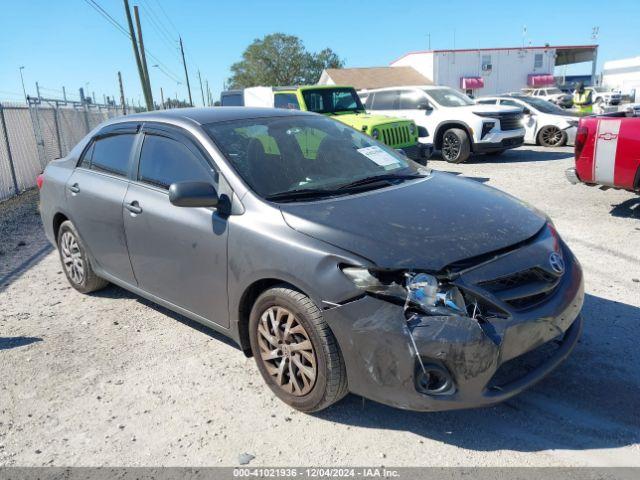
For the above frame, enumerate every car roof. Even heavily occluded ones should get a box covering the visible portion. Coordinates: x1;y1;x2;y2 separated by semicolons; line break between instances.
108;107;316;126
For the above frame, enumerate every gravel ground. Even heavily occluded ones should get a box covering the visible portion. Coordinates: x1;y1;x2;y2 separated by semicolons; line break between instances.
1;146;639;467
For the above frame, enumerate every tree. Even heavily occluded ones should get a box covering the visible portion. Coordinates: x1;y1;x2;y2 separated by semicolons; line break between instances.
228;33;344;88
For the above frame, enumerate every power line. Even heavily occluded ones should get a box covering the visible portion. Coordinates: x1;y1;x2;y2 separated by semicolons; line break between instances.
140;2;180;58
81;0;182;84
152;0;180;37
141;0;177;50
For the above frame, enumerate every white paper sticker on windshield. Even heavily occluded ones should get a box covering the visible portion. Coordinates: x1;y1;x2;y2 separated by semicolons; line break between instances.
357;146;400;167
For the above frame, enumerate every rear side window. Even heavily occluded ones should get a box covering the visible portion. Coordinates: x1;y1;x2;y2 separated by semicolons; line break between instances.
274;93;300;110
82;134;135;176
138;134;215;189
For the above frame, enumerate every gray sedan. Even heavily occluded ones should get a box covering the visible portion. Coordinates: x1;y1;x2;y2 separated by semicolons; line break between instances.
38;107;584;412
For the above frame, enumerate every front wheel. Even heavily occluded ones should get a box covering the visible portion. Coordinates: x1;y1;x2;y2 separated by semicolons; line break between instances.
537;126;567;147
441;128;471;163
249;286;348;412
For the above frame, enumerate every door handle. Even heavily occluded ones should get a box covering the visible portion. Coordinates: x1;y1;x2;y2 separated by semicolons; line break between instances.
125;201;143;214
68;183;80;194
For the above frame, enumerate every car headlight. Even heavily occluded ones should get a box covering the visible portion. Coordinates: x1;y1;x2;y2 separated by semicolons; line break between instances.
341;267;466;315
408;123;416;135
371;128;380;139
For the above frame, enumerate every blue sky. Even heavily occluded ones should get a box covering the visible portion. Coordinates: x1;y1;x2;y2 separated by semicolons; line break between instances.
1;0;639;105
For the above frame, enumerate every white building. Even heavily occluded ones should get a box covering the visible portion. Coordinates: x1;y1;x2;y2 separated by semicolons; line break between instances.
602;57;640;102
390;45;598;96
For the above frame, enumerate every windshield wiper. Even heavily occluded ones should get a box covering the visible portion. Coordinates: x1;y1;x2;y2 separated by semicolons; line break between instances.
335;173;425;191
265;188;344;202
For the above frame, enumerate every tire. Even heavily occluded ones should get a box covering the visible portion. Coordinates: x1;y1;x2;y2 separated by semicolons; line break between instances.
537;126;567;147
57;220;108;294
441;128;471;163
249;286;348;412
485;149;506;156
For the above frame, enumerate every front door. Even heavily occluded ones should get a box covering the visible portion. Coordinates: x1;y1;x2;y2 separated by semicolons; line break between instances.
122;125;230;327
65;131;137;284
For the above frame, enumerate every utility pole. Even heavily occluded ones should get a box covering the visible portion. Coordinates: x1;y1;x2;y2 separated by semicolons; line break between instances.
198;70;205;107
124;0;152;110
427;33;431;50
205;79;211;106
133;5;153;109
19;67;27;104
160;87;165;109
36;81;41;100
179;36;193;106
62;86;67;102
118;71;126;115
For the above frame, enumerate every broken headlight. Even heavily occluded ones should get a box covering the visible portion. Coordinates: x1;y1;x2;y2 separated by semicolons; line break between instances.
341;267;466;315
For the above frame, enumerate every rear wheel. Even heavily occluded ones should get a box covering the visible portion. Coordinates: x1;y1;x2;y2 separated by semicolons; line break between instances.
57;220;108;294
249;286;348;412
537;126;567;147
441;128;471;163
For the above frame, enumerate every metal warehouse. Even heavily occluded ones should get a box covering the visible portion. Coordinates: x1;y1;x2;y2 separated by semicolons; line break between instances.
389;44;598;96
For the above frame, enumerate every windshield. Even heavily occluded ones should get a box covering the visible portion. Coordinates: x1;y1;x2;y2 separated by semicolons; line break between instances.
591;86;606;92
205;115;420;199
545;88;562;94
515;96;567;114
301;88;365;114
424;88;475;107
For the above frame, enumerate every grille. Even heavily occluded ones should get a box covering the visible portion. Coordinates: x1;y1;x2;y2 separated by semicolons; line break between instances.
478;268;561;311
379;124;411;147
481;112;523;131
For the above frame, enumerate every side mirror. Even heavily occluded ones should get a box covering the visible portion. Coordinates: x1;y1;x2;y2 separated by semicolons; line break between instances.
417;103;433;112
522;107;531;115
169;181;219;208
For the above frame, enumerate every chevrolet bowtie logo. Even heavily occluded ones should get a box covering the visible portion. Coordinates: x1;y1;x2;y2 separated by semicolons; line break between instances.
598;132;618;141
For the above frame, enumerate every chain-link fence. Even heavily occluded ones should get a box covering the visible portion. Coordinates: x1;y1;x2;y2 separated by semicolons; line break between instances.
0;98;131;202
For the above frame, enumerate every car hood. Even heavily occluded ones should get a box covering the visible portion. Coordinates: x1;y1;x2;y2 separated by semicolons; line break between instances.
331;112;412;129
468;104;522;115
279;171;547;271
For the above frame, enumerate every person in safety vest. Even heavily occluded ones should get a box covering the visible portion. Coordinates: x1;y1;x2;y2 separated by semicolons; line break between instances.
573;82;593;114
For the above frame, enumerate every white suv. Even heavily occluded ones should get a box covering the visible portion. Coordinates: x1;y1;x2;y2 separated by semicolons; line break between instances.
360;86;525;163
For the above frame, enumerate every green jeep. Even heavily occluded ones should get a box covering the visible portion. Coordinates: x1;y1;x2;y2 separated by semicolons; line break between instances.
221;85;422;160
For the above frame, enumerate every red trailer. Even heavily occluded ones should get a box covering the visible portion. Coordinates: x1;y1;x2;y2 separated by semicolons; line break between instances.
566;114;640;193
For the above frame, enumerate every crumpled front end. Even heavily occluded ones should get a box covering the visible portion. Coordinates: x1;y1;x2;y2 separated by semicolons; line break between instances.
323;231;584;411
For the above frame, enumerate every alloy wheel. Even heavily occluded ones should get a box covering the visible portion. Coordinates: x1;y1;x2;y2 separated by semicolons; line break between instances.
257;306;317;396
60;231;85;285
541;126;563;146
442;132;461;160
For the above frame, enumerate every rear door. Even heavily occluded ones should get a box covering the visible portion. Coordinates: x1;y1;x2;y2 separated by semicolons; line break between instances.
65;124;139;284
122;123;230;327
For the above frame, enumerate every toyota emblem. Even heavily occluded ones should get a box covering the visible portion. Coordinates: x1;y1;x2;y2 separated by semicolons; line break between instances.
549;252;565;275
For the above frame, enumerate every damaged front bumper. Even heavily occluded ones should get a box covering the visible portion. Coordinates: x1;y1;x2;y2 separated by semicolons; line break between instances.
323;243;584;412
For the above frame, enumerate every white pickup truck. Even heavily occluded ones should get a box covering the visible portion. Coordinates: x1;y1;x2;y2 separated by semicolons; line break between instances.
359;86;525;163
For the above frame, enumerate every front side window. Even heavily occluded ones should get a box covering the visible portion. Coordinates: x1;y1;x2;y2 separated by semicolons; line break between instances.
205;115;419;199
399;90;426;109
369;90;399;110
301;88;365;114
138;134;215;189
85;134;135;176
424;88;474;107
274;93;300;110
